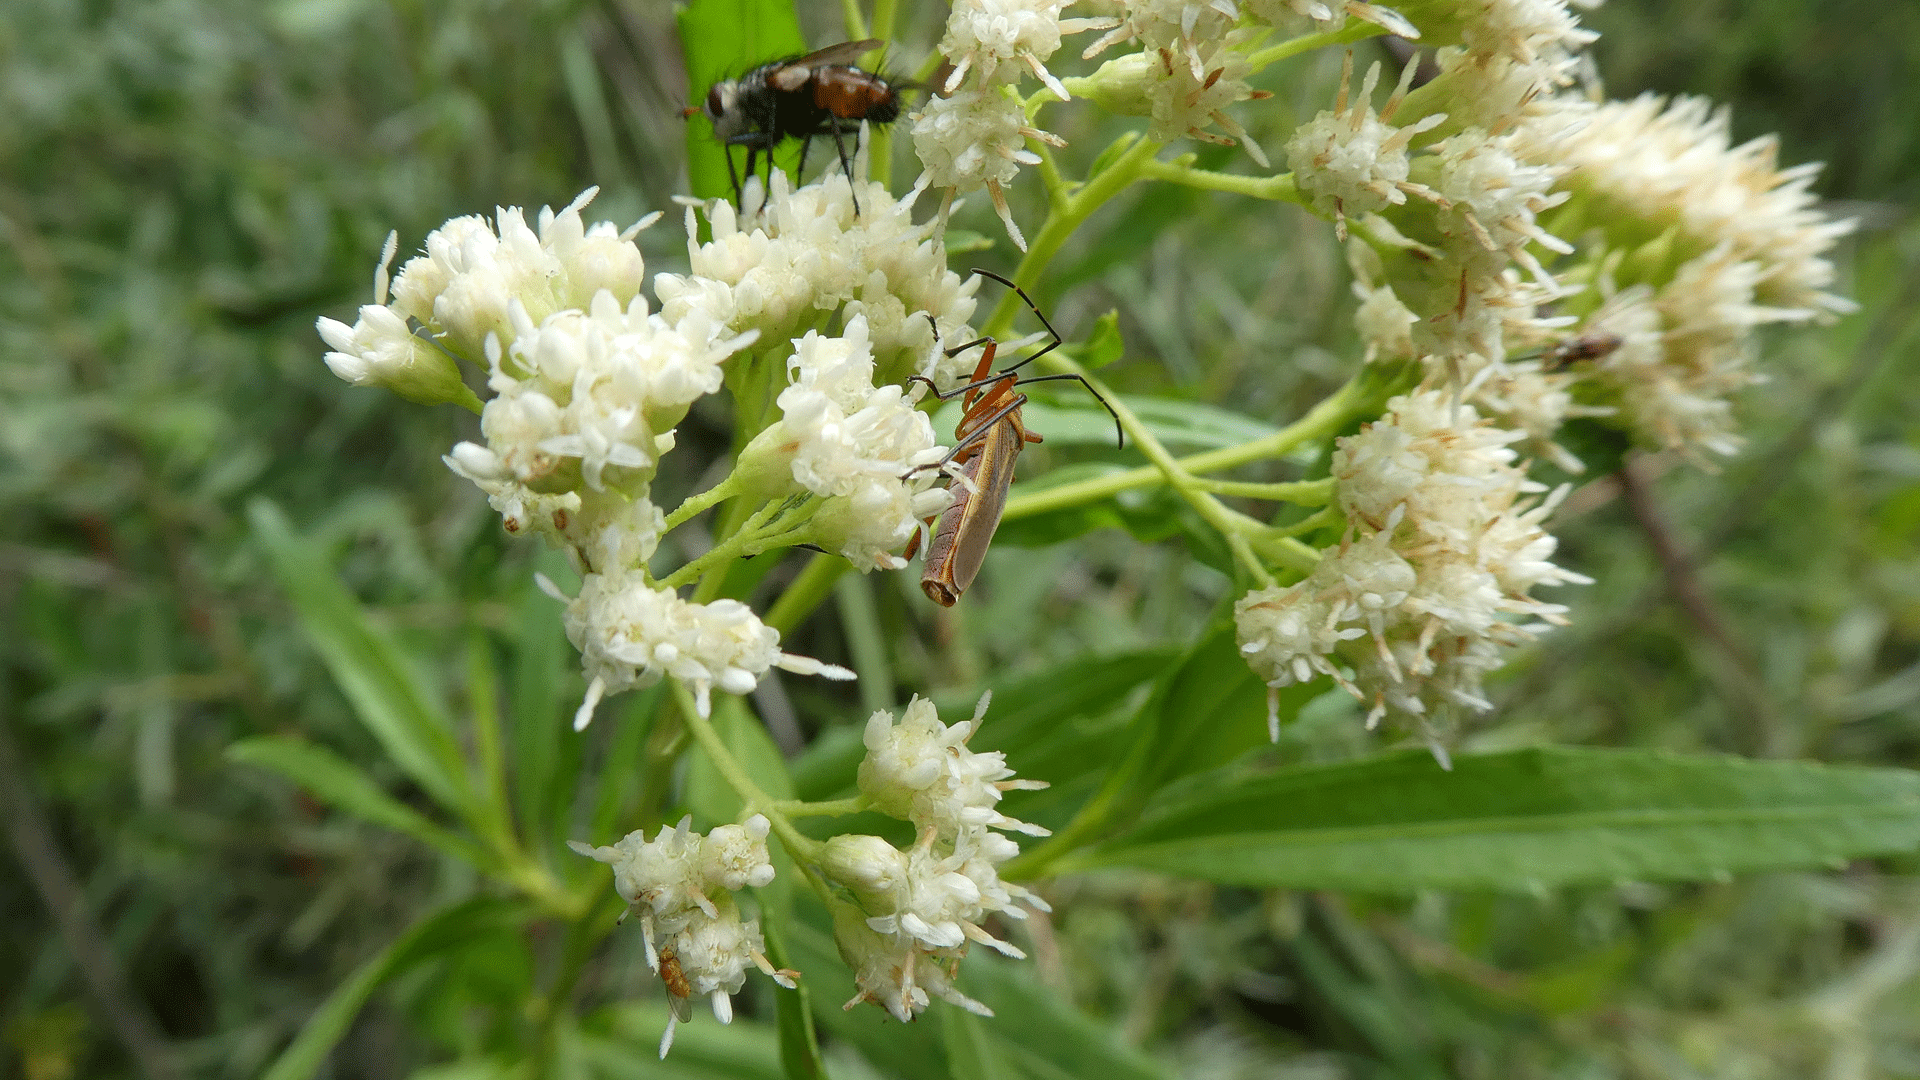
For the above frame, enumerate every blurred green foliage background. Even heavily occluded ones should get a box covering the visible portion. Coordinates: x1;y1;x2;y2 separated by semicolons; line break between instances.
3;0;1918;1078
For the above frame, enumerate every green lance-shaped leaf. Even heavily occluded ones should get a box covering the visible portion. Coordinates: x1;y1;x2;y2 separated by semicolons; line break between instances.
676;0;808;204
940;1008;1016;1080
1069;746;1920;892
508;556;581;851
959;954;1174;1080
758;914;828;1080
228;736;493;870
260;898;529;1080
249;500;472;815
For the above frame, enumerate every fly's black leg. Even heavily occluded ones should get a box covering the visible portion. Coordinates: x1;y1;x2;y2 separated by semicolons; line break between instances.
742;145;760;208
722;143;743;209
797;134;814;187
828;116;860;216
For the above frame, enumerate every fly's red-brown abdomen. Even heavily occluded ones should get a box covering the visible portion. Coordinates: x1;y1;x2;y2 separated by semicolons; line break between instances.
811;68;900;123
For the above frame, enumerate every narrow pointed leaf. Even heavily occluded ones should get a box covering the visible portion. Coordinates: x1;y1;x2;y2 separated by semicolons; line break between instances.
250;500;470;813
1072;747;1920;892
228;736;492;869
261;898;528;1080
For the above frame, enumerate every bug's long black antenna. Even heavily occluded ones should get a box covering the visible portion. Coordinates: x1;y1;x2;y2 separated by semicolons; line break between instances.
970;268;1061;375
1007;373;1124;449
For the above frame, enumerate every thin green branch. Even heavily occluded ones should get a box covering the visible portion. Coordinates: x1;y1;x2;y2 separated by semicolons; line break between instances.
772;796;869;819
764;552;850;635
1246;21;1390;72
1188;476;1337;504
1003;374;1369;521
670;682;824;867
662;474;740;534
1035;352;1281;586
987;134;1161;335
1139;157;1310;208
658;498;786;591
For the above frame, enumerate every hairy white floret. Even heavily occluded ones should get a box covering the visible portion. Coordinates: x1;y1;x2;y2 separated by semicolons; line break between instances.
910;87;1063;250
858;695;1049;837
940;0;1107;101
1287;54;1446;237
389;188;653;360
568;816;793;1059
562;570;852;727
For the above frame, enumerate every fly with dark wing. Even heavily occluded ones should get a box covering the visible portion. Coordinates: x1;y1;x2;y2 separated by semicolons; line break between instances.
693;39;902;213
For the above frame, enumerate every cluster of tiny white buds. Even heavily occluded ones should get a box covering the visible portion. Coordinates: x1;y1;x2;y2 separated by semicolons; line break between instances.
1236;391;1588;751
316;233;479;408
552;568;853;730
1286;52;1448;240
569;815;797;1057
1431;126;1572;284
826;693;1051;1021
656;151;982;380
738;317;952;570
939;0;1116;103
911;87;1064;251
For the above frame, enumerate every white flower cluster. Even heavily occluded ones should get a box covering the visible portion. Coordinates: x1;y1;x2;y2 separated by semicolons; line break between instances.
740;317;952;570
559;569;853;726
1413;0;1597;128
826;694;1051;1021
450;291;753;500
569;815;796;1057
319;188;653;407
1236;390;1588;751
1286;53;1446;238
392;188;652;361
657;160;982;389
916;0;1106;249
1538;95;1854;318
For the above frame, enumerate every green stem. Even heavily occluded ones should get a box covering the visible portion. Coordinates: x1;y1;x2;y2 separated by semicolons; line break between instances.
835;573;896;714
1245;22;1389;72
662;474;741;534
986;135;1161;336
1003;374;1369;522
840;0;867;41
1267;504;1338;539
671;682;825;867
772;796;869;819
1140;157;1310;208
1038;352;1279;586
659;498;785;591
1189;476;1337;503
764;552;850;635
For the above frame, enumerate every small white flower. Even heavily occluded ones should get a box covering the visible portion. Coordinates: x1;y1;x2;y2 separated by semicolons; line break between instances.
1241;390;1584;746
1430;127;1572;283
656;159;980;382
1144;30;1274;166
569;817;794;1059
1287;53;1448;238
560;569;853;728
858;694;1050;837
940;0;1104;101
1521;93;1855;317
1348;242;1420;364
390;188;654;360
318;302;473;406
833;904;994;1022
698;815;778;892
911;87;1065;251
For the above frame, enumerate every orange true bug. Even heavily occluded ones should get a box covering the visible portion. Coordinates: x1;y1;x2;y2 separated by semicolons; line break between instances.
904;270;1123;606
